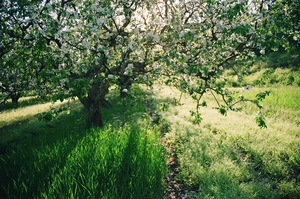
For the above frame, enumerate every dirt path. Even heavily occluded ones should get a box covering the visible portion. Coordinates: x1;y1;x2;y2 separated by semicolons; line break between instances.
145;86;197;198
163;132;197;199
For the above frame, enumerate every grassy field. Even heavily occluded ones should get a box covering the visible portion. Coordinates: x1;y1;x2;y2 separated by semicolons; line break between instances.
1;84;299;198
0;86;166;198
0;53;299;198
154;84;300;199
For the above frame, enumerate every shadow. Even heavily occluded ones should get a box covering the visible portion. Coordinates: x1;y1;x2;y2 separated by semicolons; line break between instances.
0;105;89;198
112;125;165;199
0;96;53;112
0;117;33;154
0;85;166;199
0;101;83;153
266;50;300;70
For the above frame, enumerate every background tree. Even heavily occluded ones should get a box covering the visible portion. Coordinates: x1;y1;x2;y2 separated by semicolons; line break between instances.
0;0;55;104
262;0;300;51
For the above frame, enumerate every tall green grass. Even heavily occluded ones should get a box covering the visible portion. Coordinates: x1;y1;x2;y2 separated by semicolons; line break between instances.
0;85;166;198
262;87;300;110
238;86;300;125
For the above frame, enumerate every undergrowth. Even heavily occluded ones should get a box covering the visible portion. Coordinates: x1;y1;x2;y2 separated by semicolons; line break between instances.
174;127;300;199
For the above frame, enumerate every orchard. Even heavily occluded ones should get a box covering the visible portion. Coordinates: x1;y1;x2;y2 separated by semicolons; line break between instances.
1;0;299;127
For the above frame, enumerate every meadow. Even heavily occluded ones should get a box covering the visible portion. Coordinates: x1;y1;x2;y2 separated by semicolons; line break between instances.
0;86;166;199
153;79;300;198
0;52;299;198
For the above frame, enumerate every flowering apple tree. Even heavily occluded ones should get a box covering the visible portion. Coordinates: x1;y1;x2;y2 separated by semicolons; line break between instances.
0;0;297;127
159;0;296;126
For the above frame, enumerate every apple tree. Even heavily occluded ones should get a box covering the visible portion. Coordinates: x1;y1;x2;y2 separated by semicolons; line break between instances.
1;0;297;127
0;0;58;104
1;0;166;126
158;0;297;126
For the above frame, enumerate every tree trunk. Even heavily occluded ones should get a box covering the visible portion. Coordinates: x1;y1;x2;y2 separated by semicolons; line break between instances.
79;81;109;127
119;75;132;98
10;93;21;104
86;101;103;127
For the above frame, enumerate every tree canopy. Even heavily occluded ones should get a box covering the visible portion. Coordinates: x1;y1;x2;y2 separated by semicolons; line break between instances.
1;0;299;126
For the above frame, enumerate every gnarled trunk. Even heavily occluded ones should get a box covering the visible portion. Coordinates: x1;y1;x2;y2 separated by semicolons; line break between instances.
79;81;109;127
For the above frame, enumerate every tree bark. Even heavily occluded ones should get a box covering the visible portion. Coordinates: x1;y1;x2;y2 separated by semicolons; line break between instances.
79;81;109;127
86;101;103;127
10;92;21;104
119;75;132;98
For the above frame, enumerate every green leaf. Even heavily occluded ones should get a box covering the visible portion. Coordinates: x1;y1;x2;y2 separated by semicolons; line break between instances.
218;106;227;116
190;111;202;124
66;108;71;115
256;91;271;101
256;115;267;128
166;59;171;66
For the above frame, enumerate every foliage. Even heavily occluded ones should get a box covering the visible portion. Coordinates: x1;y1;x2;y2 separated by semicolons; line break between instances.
1;0;298;126
262;0;300;51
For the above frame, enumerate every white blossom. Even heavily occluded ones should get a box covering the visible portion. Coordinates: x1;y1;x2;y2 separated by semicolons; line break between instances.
24;34;31;39
124;63;134;75
108;74;114;79
59;78;68;87
97;17;106;26
153;35;160;43
128;41;136;50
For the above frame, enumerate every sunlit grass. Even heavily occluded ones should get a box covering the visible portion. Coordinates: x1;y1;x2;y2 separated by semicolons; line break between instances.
154;84;300;198
0;99;70;128
238;86;300;110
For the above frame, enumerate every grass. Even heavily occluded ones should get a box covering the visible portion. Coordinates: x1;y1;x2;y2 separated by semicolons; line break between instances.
0;92;72;112
1;50;299;198
237;86;300;125
223;50;300;87
153;83;300;199
0;99;70;128
0;85;166;199
259;87;300;110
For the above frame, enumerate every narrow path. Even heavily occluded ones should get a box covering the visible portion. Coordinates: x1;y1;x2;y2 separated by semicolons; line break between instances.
163;133;192;199
144;86;193;199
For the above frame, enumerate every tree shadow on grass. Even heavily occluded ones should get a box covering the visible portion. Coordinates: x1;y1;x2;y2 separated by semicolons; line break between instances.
0;101;83;153
0;85;166;199
0;96;53;112
0;105;89;198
